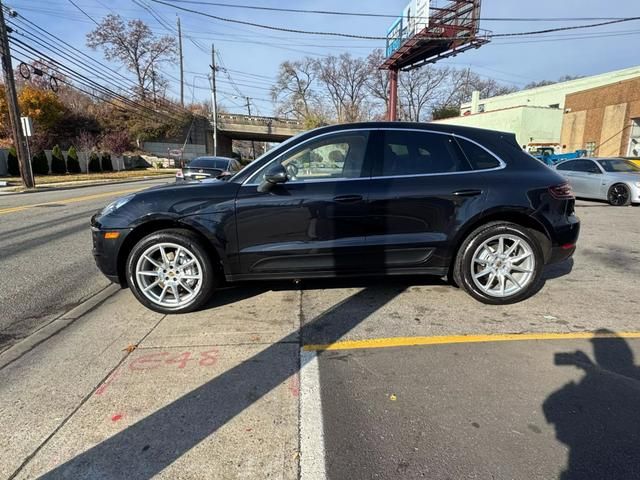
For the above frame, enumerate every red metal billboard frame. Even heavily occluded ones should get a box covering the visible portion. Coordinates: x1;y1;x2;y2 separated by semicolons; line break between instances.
381;0;490;120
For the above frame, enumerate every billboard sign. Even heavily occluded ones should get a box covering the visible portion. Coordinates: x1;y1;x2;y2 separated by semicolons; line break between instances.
386;0;430;57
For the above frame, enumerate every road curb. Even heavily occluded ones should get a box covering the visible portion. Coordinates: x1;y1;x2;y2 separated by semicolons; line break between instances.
0;175;174;196
0;284;121;370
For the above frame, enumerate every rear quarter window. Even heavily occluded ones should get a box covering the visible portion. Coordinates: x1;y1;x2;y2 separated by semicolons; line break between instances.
456;138;501;170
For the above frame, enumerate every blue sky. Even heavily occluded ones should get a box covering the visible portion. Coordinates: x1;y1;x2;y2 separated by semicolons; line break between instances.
12;0;640;116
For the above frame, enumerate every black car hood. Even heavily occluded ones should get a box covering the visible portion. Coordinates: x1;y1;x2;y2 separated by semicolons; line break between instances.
95;178;241;229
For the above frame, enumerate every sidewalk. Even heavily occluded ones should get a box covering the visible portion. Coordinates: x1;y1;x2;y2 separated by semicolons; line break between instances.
0;287;300;479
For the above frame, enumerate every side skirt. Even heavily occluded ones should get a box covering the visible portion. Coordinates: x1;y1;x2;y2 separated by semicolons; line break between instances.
225;267;448;283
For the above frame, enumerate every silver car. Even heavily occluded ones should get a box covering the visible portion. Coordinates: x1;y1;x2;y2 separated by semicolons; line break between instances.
554;158;640;206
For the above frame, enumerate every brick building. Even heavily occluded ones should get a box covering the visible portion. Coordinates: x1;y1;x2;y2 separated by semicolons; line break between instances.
560;77;640;157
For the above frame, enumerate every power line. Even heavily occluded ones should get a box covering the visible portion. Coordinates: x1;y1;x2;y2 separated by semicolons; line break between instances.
8;27;192;122
8;17;190;117
152;1;630;23
149;0;640;42
66;0;99;25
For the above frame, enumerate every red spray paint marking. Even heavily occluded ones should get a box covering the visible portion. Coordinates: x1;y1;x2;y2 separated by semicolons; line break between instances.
289;373;300;398
111;413;123;422
95;350;221;397
95;366;123;396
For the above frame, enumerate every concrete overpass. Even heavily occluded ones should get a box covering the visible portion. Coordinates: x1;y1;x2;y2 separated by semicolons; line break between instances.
211;114;306;157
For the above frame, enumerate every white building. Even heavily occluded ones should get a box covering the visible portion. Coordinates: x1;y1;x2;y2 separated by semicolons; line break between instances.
434;65;640;150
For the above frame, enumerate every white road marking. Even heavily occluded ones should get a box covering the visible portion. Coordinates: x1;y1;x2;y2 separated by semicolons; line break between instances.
300;349;327;480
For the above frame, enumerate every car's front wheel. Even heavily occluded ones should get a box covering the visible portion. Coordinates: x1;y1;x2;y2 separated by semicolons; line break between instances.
453;222;545;305
126;229;216;314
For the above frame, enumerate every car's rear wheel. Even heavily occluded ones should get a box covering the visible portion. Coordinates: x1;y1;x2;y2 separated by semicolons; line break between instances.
453;222;544;305
126;229;216;314
607;183;631;206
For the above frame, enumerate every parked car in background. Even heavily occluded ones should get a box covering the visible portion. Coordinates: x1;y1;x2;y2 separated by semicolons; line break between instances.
92;122;580;313
554;158;640;206
176;156;242;182
623;157;640;168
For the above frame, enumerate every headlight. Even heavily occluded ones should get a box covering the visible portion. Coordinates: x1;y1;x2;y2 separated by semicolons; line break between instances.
635;182;640;188
101;194;134;216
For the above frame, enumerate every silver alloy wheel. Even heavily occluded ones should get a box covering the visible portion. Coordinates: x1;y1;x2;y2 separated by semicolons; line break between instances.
470;234;535;298
135;242;203;308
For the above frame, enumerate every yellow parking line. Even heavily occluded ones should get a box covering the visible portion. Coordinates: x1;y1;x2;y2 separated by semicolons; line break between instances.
0;187;144;216
303;331;640;352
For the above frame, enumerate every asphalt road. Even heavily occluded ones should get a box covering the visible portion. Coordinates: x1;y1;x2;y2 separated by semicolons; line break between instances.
0;179;170;353
1;198;639;479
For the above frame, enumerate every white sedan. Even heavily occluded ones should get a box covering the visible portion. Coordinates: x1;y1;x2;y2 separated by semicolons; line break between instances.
554;158;640;206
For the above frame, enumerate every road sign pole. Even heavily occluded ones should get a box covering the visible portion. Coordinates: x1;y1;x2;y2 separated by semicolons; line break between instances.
0;1;34;188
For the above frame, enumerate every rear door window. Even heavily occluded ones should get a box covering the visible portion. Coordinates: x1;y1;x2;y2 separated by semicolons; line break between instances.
378;130;472;177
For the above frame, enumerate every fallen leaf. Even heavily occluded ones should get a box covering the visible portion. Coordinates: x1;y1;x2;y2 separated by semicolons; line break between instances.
123;344;138;353
389;394;397;401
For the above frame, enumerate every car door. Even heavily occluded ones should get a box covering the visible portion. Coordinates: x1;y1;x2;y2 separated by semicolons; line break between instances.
556;160;587;196
581;159;607;199
233;130;372;276
364;129;491;271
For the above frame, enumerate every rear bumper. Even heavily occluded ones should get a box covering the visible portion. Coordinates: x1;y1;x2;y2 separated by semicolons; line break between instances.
546;215;580;265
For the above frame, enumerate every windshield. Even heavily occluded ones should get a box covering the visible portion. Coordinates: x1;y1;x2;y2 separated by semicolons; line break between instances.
597;159;640;173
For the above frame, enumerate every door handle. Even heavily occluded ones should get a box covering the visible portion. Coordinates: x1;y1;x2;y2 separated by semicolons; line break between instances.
452;189;483;197
333;194;363;203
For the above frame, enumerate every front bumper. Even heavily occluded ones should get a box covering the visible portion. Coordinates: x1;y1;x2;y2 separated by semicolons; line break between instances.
91;213;131;284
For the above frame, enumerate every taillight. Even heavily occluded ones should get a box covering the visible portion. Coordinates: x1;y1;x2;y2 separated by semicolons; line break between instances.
549;182;574;199
176;170;183;178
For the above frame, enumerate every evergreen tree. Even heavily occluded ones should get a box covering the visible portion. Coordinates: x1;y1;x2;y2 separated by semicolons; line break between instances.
51;145;67;174
66;146;81;173
100;152;113;171
7;146;19;176
88;151;101;173
31;151;49;175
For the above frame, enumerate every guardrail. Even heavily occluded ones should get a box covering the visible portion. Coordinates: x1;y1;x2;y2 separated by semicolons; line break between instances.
217;114;304;128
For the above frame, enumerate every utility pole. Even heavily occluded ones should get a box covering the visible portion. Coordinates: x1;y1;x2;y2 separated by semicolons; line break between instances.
209;44;218;156
151;67;157;103
177;16;184;107
0;1;34;188
243;96;256;159
387;67;398;121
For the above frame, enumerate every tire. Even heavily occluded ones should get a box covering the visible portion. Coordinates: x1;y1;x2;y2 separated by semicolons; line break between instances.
453;222;545;305
607;183;631;206
126;229;216;314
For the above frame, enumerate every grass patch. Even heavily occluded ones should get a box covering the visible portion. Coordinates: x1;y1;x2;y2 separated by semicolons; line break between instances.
0;168;177;185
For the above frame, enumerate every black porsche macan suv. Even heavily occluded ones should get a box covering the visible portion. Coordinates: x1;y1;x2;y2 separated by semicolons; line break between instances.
91;122;580;314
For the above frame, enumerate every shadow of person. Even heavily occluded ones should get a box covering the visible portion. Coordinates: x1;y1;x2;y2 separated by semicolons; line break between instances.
543;329;640;480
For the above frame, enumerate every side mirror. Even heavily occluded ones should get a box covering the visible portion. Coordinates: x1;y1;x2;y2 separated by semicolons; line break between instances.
257;164;288;193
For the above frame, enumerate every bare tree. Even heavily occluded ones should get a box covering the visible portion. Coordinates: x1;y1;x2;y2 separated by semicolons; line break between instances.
365;49;390;118
315;53;370;122
272;58;318;120
439;68;519;110
86;14;177;100
399;66;451;122
75;130;97;173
